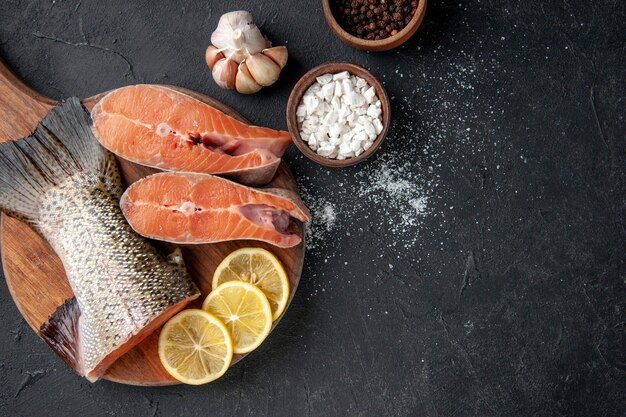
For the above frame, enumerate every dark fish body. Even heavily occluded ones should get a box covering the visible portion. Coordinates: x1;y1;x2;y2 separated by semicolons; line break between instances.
0;99;199;381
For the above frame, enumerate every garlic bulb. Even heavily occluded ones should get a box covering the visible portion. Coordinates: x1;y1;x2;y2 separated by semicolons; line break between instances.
211;11;269;63
206;11;288;94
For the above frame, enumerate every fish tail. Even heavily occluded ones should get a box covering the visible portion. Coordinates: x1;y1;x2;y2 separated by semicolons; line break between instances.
40;298;83;375
1;98;111;377
0;97;107;224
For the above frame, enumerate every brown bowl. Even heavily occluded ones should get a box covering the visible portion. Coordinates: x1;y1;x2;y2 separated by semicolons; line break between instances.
286;62;391;168
322;0;427;52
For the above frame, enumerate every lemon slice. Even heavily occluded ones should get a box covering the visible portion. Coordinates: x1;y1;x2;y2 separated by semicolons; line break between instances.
158;309;233;385
212;248;290;321
202;281;272;354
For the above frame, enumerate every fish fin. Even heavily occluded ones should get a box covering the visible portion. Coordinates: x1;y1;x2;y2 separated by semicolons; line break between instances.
40;298;83;376
0;97;108;224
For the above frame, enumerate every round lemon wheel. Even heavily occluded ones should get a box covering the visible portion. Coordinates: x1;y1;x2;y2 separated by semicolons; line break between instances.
212;247;290;321
158;309;233;385
203;281;273;354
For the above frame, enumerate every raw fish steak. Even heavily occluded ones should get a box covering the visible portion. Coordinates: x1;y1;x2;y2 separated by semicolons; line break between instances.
120;172;310;248
91;85;292;186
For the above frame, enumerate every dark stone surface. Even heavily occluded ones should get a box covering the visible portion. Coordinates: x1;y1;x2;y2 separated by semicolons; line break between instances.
0;0;624;416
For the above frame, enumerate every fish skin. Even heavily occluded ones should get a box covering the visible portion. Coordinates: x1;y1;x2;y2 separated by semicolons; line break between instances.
0;99;200;381
90;84;292;186
120;172;310;248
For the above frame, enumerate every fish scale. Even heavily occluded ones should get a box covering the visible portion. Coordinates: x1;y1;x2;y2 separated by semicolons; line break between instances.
0;98;199;381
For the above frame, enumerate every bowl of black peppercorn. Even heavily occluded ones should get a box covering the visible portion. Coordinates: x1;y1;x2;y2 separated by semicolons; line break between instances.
322;0;427;51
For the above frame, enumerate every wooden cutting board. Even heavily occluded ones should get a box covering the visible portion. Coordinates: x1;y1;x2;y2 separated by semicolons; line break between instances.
0;59;305;386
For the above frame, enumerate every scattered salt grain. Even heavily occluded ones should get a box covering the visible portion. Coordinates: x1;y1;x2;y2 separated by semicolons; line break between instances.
298;11;511;302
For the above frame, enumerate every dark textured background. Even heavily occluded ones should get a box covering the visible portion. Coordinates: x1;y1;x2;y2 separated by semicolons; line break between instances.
0;1;624;416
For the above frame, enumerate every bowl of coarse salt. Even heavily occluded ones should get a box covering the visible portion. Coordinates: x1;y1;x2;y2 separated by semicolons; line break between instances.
286;62;390;167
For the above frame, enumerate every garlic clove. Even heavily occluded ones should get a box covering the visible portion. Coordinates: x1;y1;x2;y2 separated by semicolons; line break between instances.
262;46;288;69
236;61;262;94
212;58;237;90
211;10;269;63
245;53;281;87
205;45;225;70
